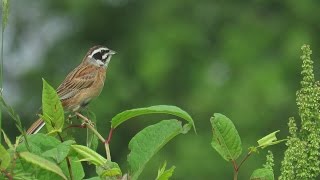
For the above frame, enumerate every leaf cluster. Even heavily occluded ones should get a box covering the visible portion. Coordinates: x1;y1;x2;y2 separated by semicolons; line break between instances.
0;79;196;180
280;45;320;179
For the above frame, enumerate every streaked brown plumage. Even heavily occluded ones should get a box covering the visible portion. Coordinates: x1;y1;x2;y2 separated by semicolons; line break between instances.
27;45;116;134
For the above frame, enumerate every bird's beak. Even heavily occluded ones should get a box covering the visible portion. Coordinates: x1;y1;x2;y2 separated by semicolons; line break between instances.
109;50;116;55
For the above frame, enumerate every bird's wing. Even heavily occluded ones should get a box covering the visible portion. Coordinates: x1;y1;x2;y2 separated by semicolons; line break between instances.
57;65;97;100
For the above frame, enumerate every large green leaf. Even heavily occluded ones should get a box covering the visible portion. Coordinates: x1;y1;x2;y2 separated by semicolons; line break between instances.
19;151;67;180
111;105;196;132
128;119;186;180
210;113;242;161
42;78;64;133
0;144;10;169
71;145;107;166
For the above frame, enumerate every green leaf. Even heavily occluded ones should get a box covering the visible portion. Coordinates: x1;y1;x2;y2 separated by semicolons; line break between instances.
14;154;59;179
156;161;175;180
0;96;27;143
128;119;186;180
257;130;286;149
19;151;67;180
71;145;107;166
2;130;13;149
210;113;242;161
2;0;9;31
0;144;10;169
17;133;62;154
86;111;99;151
42;78;64;133
111;105;196;133
42;140;75;163
250;168;274;180
16;134;81;179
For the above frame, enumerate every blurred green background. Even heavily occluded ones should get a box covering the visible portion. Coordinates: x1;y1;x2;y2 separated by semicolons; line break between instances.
2;0;320;179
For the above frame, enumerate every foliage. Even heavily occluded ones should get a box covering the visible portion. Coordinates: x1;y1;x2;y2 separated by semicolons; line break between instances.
111;105;195;132
156;162;175;180
1;0;10;146
250;151;275;180
19;151;68;180
2;0;320;178
1;0;9;31
0;79;281;179
210;113;280;179
0;79;195;179
210;113;242;161
6;0;320;178
279;45;320;179
128;119;186;179
41;78;64;133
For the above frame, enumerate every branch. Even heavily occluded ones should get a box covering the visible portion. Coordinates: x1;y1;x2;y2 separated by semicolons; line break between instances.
75;112;111;161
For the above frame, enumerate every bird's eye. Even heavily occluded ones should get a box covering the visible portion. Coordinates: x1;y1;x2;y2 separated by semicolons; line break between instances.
93;52;102;60
101;49;109;54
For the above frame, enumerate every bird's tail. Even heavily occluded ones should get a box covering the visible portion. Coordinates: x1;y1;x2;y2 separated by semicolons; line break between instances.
26;118;45;135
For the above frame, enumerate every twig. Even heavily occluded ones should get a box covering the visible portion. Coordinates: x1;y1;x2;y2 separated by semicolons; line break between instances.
237;150;253;171
233;170;238;180
231;149;254;180
75;112;111;161
106;128;114;144
231;160;238;180
63;124;86;131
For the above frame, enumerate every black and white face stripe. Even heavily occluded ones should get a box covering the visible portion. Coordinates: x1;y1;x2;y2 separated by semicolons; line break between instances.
88;47;116;67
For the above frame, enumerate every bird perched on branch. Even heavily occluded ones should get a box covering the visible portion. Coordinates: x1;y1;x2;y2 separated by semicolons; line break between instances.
27;45;116;134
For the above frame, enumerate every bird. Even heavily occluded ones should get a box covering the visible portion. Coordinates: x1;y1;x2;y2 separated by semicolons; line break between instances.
26;45;116;134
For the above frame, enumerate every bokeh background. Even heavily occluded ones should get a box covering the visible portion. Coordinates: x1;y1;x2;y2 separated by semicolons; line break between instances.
2;0;320;179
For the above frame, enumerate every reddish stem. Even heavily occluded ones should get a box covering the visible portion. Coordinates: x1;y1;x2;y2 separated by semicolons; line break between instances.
106;128;114;144
237;150;253;171
63;124;87;131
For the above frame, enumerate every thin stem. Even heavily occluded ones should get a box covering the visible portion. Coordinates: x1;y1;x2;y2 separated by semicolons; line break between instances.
65;157;73;180
237;150;253;171
63;124;86;131
233;170;238;180
231;160;238;180
105;143;111;161
1;32;3;89
231;149;254;180
75;112;111;161
0;22;4;144
10;153;17;179
75;113;104;142
106;128;114;144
